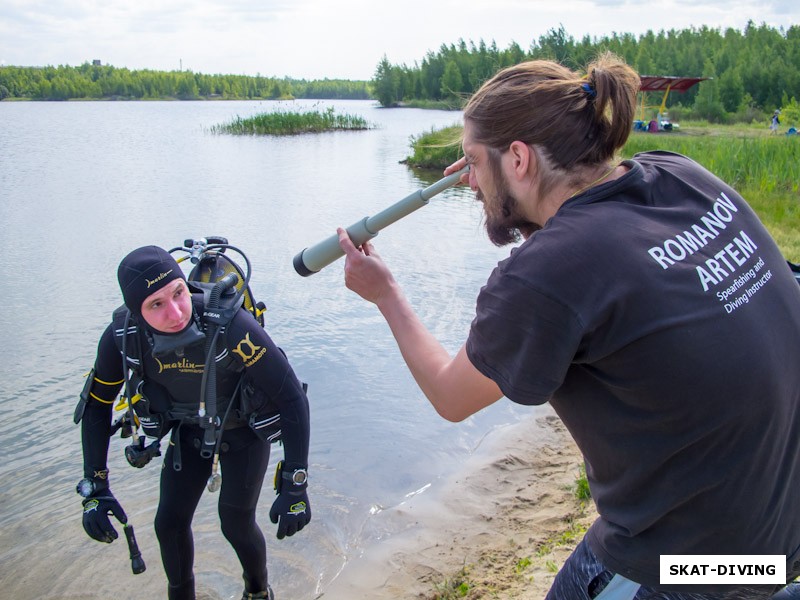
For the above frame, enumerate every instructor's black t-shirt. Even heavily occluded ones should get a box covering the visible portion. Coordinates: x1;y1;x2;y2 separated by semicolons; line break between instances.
467;151;800;588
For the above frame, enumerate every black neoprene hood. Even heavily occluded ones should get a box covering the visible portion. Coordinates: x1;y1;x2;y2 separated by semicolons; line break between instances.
117;245;185;316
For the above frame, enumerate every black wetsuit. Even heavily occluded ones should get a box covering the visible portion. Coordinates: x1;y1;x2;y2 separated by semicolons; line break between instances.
156;424;271;596
81;293;310;598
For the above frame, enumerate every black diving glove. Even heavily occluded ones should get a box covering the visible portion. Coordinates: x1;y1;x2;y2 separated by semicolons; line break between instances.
269;461;311;540
81;490;128;544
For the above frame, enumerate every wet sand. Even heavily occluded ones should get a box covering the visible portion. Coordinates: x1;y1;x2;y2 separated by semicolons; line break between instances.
320;409;596;599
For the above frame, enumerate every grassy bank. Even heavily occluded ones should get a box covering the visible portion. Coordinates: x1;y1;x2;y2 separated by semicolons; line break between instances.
403;125;463;168
622;127;800;259
209;106;372;135
399;99;463;111
405;124;800;258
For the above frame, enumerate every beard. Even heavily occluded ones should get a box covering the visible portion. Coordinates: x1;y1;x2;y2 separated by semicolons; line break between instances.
478;156;539;246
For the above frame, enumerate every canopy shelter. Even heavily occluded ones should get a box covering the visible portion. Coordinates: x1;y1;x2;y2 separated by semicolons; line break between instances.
639;76;708;93
637;75;709;120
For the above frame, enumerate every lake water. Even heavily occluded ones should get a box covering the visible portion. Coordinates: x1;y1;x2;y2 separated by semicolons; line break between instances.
0;99;541;599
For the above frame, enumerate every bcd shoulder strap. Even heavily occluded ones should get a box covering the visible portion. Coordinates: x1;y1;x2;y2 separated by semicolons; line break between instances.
112;305;144;375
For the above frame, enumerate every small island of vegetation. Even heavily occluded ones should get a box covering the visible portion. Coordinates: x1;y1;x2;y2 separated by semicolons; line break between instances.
209;106;373;135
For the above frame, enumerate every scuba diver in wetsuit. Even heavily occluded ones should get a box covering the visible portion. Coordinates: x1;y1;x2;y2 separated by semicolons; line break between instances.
74;244;311;600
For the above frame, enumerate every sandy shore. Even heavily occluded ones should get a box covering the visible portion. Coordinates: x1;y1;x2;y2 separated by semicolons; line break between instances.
321;408;596;599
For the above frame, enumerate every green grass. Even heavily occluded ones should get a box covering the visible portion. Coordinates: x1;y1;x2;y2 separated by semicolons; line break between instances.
661;120;771;136
515;556;532;573
622;127;800;194
574;465;591;503
743;188;800;259
400;98;465;111
210;106;372;135
534;520;590;558
404;125;463;168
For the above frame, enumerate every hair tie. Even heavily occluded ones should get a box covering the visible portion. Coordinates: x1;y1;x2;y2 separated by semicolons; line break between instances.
581;82;596;98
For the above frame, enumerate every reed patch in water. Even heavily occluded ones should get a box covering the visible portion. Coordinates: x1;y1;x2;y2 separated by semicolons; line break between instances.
211;106;372;135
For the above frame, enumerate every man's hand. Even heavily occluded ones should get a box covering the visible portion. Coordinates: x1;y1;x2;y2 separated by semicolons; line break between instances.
443;156;470;185
337;228;398;306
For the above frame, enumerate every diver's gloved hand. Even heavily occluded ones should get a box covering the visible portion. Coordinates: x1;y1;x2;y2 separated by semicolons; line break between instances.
269;461;311;539
82;490;128;543
270;488;311;539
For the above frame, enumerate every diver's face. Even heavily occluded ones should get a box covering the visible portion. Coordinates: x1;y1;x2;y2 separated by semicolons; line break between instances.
140;279;192;333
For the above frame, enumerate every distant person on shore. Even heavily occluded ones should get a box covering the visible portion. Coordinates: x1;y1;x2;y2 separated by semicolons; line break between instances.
771;109;781;133
336;53;800;599
74;245;311;600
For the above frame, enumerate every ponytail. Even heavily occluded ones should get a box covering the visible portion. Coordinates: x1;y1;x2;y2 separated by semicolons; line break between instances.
464;52;640;170
584;53;641;161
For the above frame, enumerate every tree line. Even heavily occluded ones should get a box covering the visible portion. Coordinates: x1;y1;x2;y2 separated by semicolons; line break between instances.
371;22;800;123
3;22;798;124
0;62;370;101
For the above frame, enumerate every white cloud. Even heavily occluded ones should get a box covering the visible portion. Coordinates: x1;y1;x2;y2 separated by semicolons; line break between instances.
0;0;797;80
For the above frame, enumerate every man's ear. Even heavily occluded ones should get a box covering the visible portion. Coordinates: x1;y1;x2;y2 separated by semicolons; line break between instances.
507;140;533;181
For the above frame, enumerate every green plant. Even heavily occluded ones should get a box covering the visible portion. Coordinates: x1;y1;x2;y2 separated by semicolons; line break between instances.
515;556;532;573
209;107;372;135
622;129;800;193
742;188;800;260
778;96;800;128
574;465;591;502
433;566;473;599
535;520;590;557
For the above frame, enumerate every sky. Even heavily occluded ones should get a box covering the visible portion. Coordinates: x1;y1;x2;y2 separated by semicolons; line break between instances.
1;0;798;81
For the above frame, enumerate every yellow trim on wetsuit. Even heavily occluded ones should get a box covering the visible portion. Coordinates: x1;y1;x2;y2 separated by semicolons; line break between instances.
90;392;115;404
94;376;124;386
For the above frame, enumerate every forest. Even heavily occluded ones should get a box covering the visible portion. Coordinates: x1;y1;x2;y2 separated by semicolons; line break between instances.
1;21;798;125
372;21;800;123
0;62;369;102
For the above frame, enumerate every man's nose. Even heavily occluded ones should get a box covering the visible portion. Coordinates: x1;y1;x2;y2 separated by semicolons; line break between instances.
167;300;183;319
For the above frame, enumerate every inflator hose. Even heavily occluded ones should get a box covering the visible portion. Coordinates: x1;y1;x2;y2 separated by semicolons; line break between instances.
199;273;239;457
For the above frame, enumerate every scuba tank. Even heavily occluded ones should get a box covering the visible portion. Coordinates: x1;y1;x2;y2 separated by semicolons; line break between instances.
184;236;265;327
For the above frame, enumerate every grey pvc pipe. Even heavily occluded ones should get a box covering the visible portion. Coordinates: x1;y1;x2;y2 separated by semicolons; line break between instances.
293;166;469;276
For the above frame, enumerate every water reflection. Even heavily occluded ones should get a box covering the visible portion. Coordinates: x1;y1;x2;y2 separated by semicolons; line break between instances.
0;99;523;599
